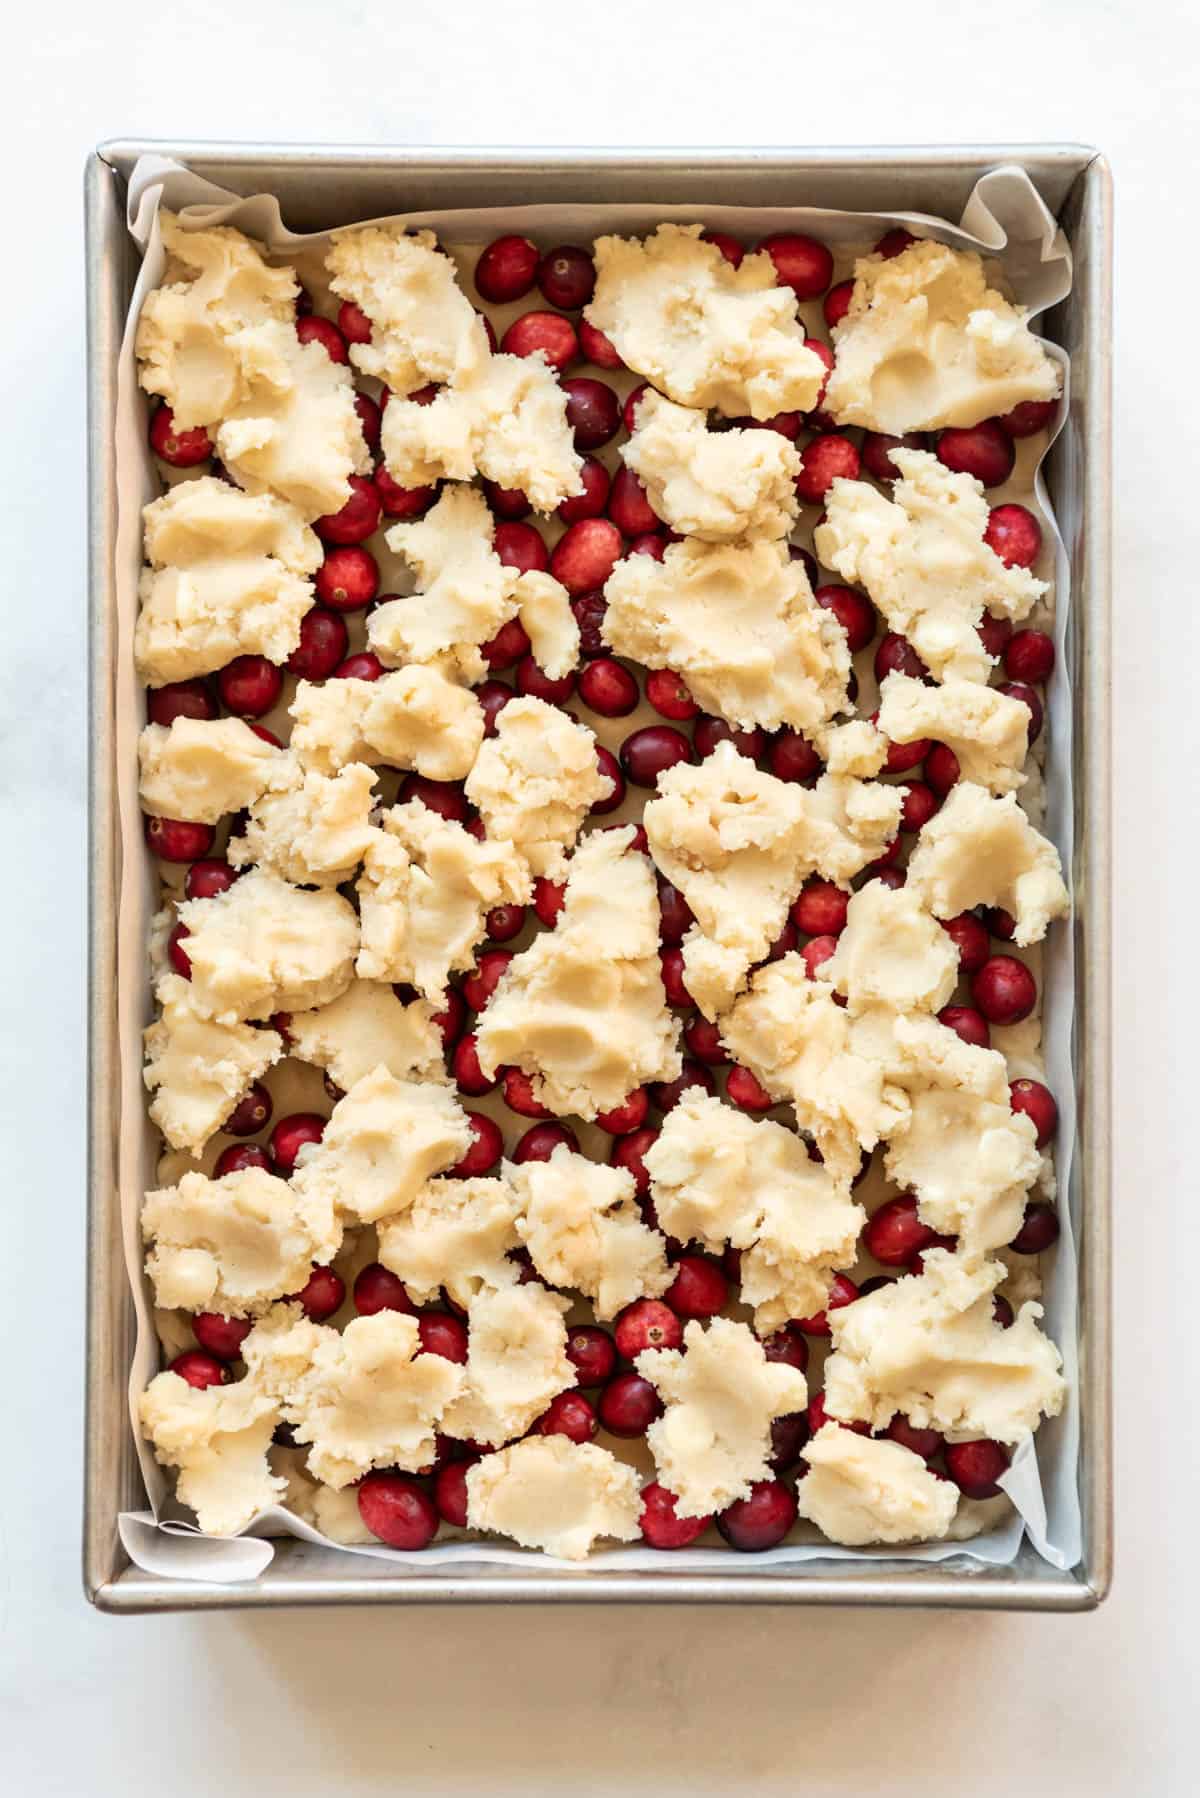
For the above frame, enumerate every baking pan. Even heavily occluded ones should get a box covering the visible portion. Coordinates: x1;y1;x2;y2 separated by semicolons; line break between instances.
84;142;1112;1612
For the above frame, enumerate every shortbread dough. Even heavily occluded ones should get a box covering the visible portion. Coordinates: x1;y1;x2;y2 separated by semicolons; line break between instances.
464;697;611;879
823;883;959;1016
143;974;284;1155
586;224;828;419
465;1437;642;1561
474;826;681;1118
285;979;445;1091
139;1369;284;1535
815;450;1046;684
816;719;888;778
884;1078;1041;1252
637;1317;808;1519
823;1248;1066;1444
369;484;519;679
441;1283;574;1448
798;774;905;884
824;240;1060;435
795;1424;959;1546
178;868;358;1023
289;678;383;776
290;1065;472;1226
139;715;290;824
905;783;1069;946
876;672;1031;794
362;666;486;779
603;537;850;734
623;391;800;541
229;761;379;886
326;225;490;392
376;1175;522;1308
511;1145;672;1320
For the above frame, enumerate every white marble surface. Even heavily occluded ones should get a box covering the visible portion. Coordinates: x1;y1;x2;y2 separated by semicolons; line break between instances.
2;0;1196;1790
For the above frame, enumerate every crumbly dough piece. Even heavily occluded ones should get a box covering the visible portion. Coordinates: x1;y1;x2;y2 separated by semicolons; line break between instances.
823;1248;1066;1445
143;974;284;1155
326;226;490;392
799;774;905;884
586;224;828;419
362;666;485;780
139;716;290;824
512;570;581;680
877;673;1030;794
815;450;1046;684
638;1318;808;1519
906;783;1069;947
136;212;298;429
464;697;611;879
286;979;444;1091
441;1283;574;1448
511;1146;672;1320
825;240;1060;435
291;1065;472;1227
139;1370;283;1535
369;485;517;680
823;883;959;1016
178;868;358;1023
239;1302;326;1399
380;354;584;514
816;719;888;778
288;677;382;776
136;476;320;686
141;1164;342;1316
377;1175;522;1308
465;1437;641;1561
229;760;379;886
474;826;681;1119
795;1424;959;1546
623;391;800;541
603;537;850;734
884;1079;1041;1252
355;802;531;997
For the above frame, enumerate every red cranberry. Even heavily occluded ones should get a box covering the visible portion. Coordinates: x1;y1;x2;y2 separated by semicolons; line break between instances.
399;775;471;824
578;318;623;368
430;987;467;1050
500;1066;552;1119
640;1481;711;1549
944;1438;1010;1499
314;474;381;545
937;420;1015;488
169;1350;229;1390
336;299;372;345
315;545;379;613
875;228;917;259
769;730;822;785
941;911;990;973
511;1121;579;1165
536;244;596;310
485;904;526;945
452;1032;496;1097
148;404;212;467
578;656;639;717
570;590;610;659
693;714;765;762
761;1328;809;1373
146;678;218;727
335;651;385;681
768;1412;810;1474
501;310;579;372
985;499;1043;568
664;1253;728;1320
223;1080;272;1137
925;743;961;799
621;725;693;787
758;231;833;298
146;816;215;863
354;1262;415;1316
937;1005;991;1049
716;1479;797;1552
984;907;1017;941
461;950;513;1012
998;680;1044;744
561;377;621;451
861;430;926;483
978;613;1014;661
556;456;611;527
295;315;348;363
269;1112;326;1175
566;1325;617;1388
417;1311;470;1364
651;1059;715;1113
595;1087;650;1135
532;878;565;928
610;1126;658;1197
641;669;695;722
726;1066;774;1114
683;1013;728;1066
814;584;876;654
795;434;860;505
433;1458;475;1528
285;606;347;680
1009;1202;1061;1255
886;1414;944;1461
621;382;651;434
474;234;538;303
806;1390;870;1436
791;879;849;937
531;1391;598;1447
697;229;742;268
192;1312;252;1361
1004;629;1055;684
899;780;940;833
183;859;234;902
482;479;531;521
656;876;695;947
214;1142;270;1178
1009;1078;1058;1147
823;280;855;330
354;390;380;450
481;618;531;672
992;1294;1015;1329
874;632;929;683
477;679;515;736
659;948;693;1008
869;850;904;880
864;1195;935;1268
607;465;659;537
766;920;799;963
972;955;1037;1026
999;397;1058;438
357;1471;439;1549
878;726;929;775
491;520;547;578
214;655;281;718
164;921;191;978
450;1111;505;1177
293;1264;345;1322
798;930;842;984
550;518;623;595
615;1299;683;1360
516;655;576;705
375;466;436;520
598;1372;662;1438
792;1272;859;1336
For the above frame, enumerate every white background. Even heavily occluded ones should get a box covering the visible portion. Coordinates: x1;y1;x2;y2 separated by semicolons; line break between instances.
1;0;1194;1790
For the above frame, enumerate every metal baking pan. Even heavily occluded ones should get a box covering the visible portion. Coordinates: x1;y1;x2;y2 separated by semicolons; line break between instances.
84;141;1112;1613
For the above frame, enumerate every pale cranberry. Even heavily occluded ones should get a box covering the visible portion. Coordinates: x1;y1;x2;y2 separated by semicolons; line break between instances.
316;545;379;613
640;1482;710;1549
315;474;381;545
417;1311;470;1363
269;1112;326;1174
551;518;623;595
561;1326;615;1389
717;1479;797;1551
925;743;961;798
944;1439;1009;1499
638;668;694;723
432;1458;475;1528
792;878;849;936
400;774;471;823
769;730;822;783
375;466;436;520
146;678;218;727
1009;1078;1058;1147
613;1298;682;1361
358;1471;439;1548
861;430;925;483
605;467;658;539
449;1032;493;1098
656;876;695;946
609;1125;658;1196
761;1328;809;1373
792;1272;859;1336
984;906;1017;940
579;318;623;368
511;1123;578;1167
474;234;538;303
972;954;1037;1025
182;860;233;904
795;434;860;505
813;584;876;653
500;309;578;372
864;1195;935;1267
170;1351;229;1390
534;1390;597;1445
555;457;609;527
531;878;565;929
875;227;917;259
936;419;1014;488
214;1142;270;1177
726;1065;774;1114
599;1372;662;1438
1005;629;1055;685
758;231;833;297
295;315;348;363
886;1414;944;1461
148;404;212;467
683;1013;727;1066
1009;1201;1061;1255
658;948;693;1008
999;397;1058;437
576;656;638;718
621;724;693;787
693;715;765;762
223;1081;272;1137
192;1312;252;1360
293;1264;345;1322
451;1111;504;1177
480;618;531;672
536;243;595;309
801;934;839;980
664;1253;727;1320
939;912;988;976
354;1262;415;1316
516;654;577;704
985;503;1043;564
702;229;745;267
595;1087;650;1135
146;816;215;862
561;377;621;452
937;1005;991;1049
874;632;928;682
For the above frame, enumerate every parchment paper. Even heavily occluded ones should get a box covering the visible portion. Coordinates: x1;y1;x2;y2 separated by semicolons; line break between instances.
112;156;1078;1581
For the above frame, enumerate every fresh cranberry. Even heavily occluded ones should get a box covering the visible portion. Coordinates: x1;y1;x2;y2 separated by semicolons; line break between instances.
214;655;281;719
621;724;693;787
792;1272;860;1336
532;878;565;928
976;615;1013;664
577;656;639;718
490;521;547;579
295;314;348;363
448;1112;503;1178
283;607;347;682
992;1294;1016;1329
480;481;530;523
499;1066;550;1120
593;743;624;811
214;1142;271;1178
726;1066;774;1113
998;680;1044;744
639;669;694;722
886;1414;944;1461
944;1438;1010;1499
566;1325;617;1388
664;1253;727;1320
761;1328;809;1373
940;911;989;974
432;1458;475;1528
985;503;1043;564
334;651;385;682
806;1390;870;1436
515;654;576;705
351;1261;415;1317
191;1312;252;1361
461;951;512;1013
766;920;799;964
1009;1202;1061;1255
861;430;926;483
658;949;693;1008
375;467;436;520
640;1481;710;1548
415;1311;469;1364
222;1080;272;1137
531;1392;597;1447
148;404;212;467
651;1059;715;1114
610;1126;659;1198
315;545;379;613
162;920;191;979
758;231;833;298
864;1195;935;1268
293;1264;345;1322
554;457;610;527
429;987;467;1051
451;1032;495;1097
355;394;381;453
937;1004;991;1049
972;954;1037;1025
269;1113;326;1175
1004;629;1055;684
182;860;233;904
336;299;372;345
619;383;650;435
607;465;659;537
999;397;1058;438
512;1121;579;1165
717;1479;797;1551
875;227;917;259
169;1350;229;1390
550;518;623;595
536;243;596;310
480;618;531;672
578;318;623;368
1009;1078;1058;1147
984;907;1017;941
823;280;855;329
795;434;860;505
656;876;695;947
764;1412;808;1474
693;714;765;762
399;775;471;824
595;1087;650;1135
791;879;849;937
357;1471;439;1549
501;310;579;372
937;418;1015;489
813;584;876;653
614;1299;683;1360
874;721;929;776
874;632;929;683
769;730;822;785
925;743;961;799
800;935;838;980
598;1372;662;1438
313;478;380;550
475;679;514;737
484;904;525;946
570;591;610;659
898;780;939;834
146;678;218;728
559;378;619;452
698;229;743;268
681;1014;726;1067
474;234;538;303
145;817;215;863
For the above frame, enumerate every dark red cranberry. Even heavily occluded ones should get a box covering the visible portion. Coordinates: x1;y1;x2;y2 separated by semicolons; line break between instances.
886;1414;944;1461
766;919;799;963
1009;1078;1058;1147
451;1032;496;1097
492;520;548;577
925;743;961;799
561;377;621;451
595;1088;650;1135
355;397;380;455
972;955;1037;1025
693;714;765;762
801;934;838;980
315;545;379;613
501;309;579;372
899;780;940;833
428;987;467;1051
183;859;234;903
627;530;668;564
590;748;628;815
532;878;565;929
792;879;849;936
758;231;833;298
726;1066;774;1113
432;1458;475;1528
621;724;693;787
694;229;741;269
334;651;385;681
516;654;576;704
214;1142;271;1178
551;518;623;595
399;775;471;824
285;606;347;680
768;730;822;785
944;1438;1010;1499
357;1471;439;1548
500;1066;551;1120
570;590;610;658
767;1412;810;1474
1009;1202;1061;1256
984;907;1017;941
375;466;436;520
148;404;212;467
937;419;1014;488
656;876;696;947
293;1264;345;1322
450;1111;504;1178
639;1481;710;1549
269;1112;326;1175
556;456;610;526
146;678;218;727
169;1350;229;1390
215;655;281;718
295;315;348;363
476;679;515;737
533;1391;598;1446
484;903;525;945
621;382;652;434
537;244;596;310
337;299;372;345
481;479;530;521
683;1013;727;1066
192;1312;252;1361
792;1272;859;1336
353;1262;415;1316
314;474;381;545
481;618;531;672
861;430;926;483
869;864;905;891
223;1081;272;1137
823;280;855;329
511;1121;579;1165
874;632;929;682
639;668;694;722
146;816;216;863
878;725;929;775
1004;629;1055;684
795;434;860;505
997;680;1044;744
664;1253;727;1320
461;950;513;1013
417;1311;470;1364
578;656;639;717
598;1372;662;1438
993;1295;1015;1328
864;1195;935;1267
658;948;693;1008
615;1298;683;1360
474;234;538;303
875;227;917;259
814;584;876;653
565;1325;617;1389
937;1005;991;1049
854;1274;893;1300
977;613;1013;661
610;1126;658;1197
164;921;191;978
806;1390;870;1436
578;318;623;368
999;398;1059;438
941;911;990;973
717;1479;797;1551
607;465;659;538
322;1072;346;1107
651;1059;715;1113
761;1328;809;1373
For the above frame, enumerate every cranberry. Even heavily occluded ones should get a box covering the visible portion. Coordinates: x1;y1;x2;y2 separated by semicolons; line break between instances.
561;377;621;452
615;1299;683;1360
984;907;1017;941
763;1412;807;1473
795;434;860;505
461;951;512;1013
693;714;765;762
769;730;822;785
336;299;372;345
682;1013;727;1066
314;474;381;545
975;616;1012;664
283;607;346;682
935;419;1014;489
480;618;530;673
651;1059;715;1114
352;1262;415;1318
766;920;799;964
501;309;579;372
656;876;695;947
925;743;961;799
726;1065;774;1114
886;1414;944;1461
214;1142;270;1178
985;499;1043;568
485;903;525;945
554;458;609;528
861;430;926;483
941;911;990;973
761;1328;809;1373
567;1325;617;1388
512;1121;579;1164
550;518;623;595
621;725;693;787
1009;1201;1061;1255
480;480;530;522
874;632;928;683
354;393;383;458
813;583;876;654
357;1471;439;1549
758;231;833;298
806;1391;870;1437
400;775;471;824
577;656;639;718
415;1311;469;1364
570;591;610;659
450;1111;504;1177
864;1195;935;1268
489;522;546;580
451;1032;495;1097
146;816;215;863
875;227;917;259
823;280;855;330
295;314;348;363
658;948;693;1008
640;1481;710;1549
536;243;596;310
595;1087;650;1135
598;1372;662;1438
169;1350;229;1390
214;655;281;720
696;230;741;269
269;1113;326;1175
620;383;650;436
315;545;379;613
291;1264;343;1323
335;651;385;681
717;1478;797;1551
430;987;467;1050
433;1458;475;1528
162;920;191;978
792;1272;859;1336
936;1004;991;1049
499;1066;551;1119
532;878;565;928
607;466;660;538
972;954;1037;1025
375;467;436;520
182;860;233;904
1004;629;1055;684
639;669;694;722
531;1391;597;1447
516;655;576;705
898;780;939;834
874;721;929;775
664;1253;728;1320
221;1080;272;1137
993;1295;1015;1329
189;1312;252;1363
1009;1078;1058;1147
944;1438;1010;1499
999;397;1058;437
609;1126;658;1197
476;679;515;737
148;404;212;467
474;234;538;303
801;934;838;980
146;678;218;728
792;879;849;937
578;318;623;368
998;679;1045;746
